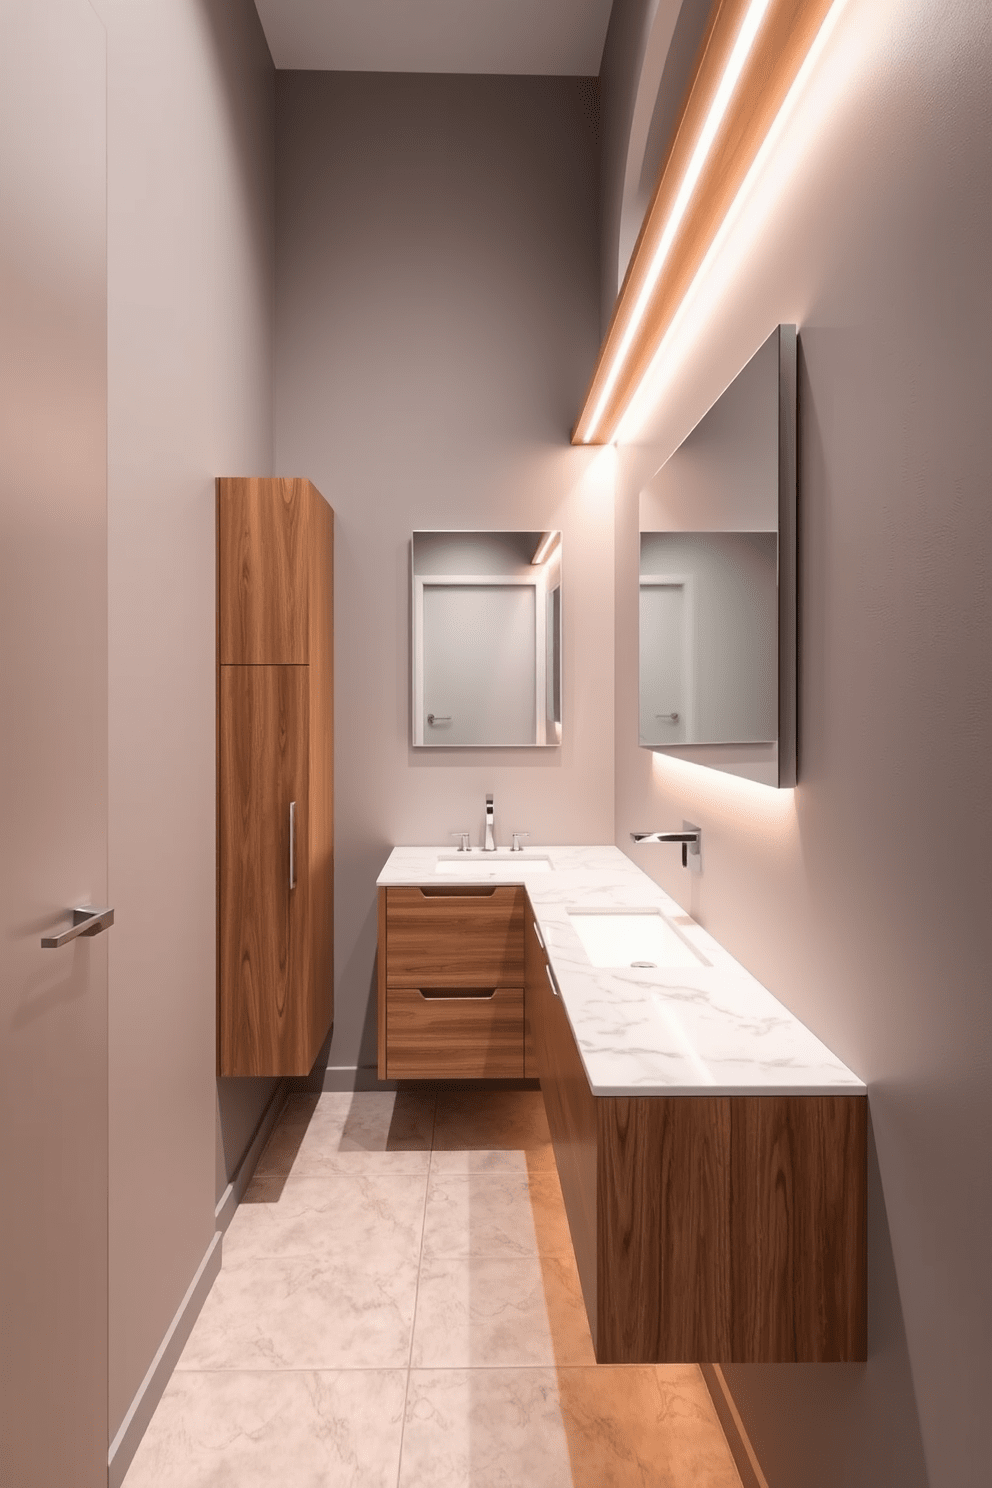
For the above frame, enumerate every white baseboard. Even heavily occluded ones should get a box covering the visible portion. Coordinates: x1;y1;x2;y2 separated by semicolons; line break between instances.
107;1230;222;1488
215;1079;288;1233
109;1080;287;1486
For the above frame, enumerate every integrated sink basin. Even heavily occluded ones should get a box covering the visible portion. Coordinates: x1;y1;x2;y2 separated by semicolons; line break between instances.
568;909;709;970
435;853;554;876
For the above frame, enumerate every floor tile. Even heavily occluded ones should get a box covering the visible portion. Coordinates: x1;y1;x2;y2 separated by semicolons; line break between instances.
431;1090;556;1174
411;1255;595;1368
177;1253;419;1370
557;1365;744;1488
226;1173;427;1270
422;1171;573;1260
123;1369;406;1488
255;1091;435;1180
400;1368;572;1488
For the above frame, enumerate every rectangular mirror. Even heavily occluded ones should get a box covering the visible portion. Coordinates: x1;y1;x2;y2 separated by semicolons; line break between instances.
639;325;796;787
412;530;562;747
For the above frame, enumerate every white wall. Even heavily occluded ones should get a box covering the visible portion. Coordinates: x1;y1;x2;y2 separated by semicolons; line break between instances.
94;0;276;1438
607;0;992;1484
274;72;611;1074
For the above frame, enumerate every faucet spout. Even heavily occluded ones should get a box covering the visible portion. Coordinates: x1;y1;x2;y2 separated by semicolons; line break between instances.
484;793;495;852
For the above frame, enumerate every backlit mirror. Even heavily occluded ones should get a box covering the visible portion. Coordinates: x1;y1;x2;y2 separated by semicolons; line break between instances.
412;530;562;748
639;326;796;787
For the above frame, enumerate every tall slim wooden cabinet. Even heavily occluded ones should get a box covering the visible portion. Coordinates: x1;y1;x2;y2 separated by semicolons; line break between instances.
217;477;334;1076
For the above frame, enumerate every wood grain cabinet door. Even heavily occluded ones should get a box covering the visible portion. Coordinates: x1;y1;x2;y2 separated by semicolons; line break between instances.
219;664;310;1074
218;477;311;664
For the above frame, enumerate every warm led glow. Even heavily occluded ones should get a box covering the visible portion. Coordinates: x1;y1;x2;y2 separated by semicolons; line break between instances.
583;0;774;444
615;0;851;446
531;530;561;565
650;748;798;841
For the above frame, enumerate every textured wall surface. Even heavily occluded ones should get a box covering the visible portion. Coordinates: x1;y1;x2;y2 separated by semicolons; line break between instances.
96;0;276;1436
274;71;611;1075
606;1;992;1484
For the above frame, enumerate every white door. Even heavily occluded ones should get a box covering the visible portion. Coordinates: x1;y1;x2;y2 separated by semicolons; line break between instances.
0;4;110;1483
639;580;691;745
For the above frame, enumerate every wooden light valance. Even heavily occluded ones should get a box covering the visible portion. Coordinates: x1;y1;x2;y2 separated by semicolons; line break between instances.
573;0;836;445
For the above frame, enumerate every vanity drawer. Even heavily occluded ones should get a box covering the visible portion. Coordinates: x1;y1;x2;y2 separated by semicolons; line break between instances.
384;886;525;987
385;986;524;1079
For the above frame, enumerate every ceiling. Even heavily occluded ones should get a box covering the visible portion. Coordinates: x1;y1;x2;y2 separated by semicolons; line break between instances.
253;0;617;75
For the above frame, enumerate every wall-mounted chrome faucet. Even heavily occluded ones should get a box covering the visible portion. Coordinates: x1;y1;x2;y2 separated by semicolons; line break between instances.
484;793;495;851
630;822;702;872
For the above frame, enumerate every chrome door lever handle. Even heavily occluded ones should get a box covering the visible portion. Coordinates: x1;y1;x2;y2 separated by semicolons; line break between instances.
41;906;114;949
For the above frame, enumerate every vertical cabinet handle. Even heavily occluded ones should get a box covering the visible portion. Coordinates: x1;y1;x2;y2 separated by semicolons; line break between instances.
289;801;296;891
545;963;559;998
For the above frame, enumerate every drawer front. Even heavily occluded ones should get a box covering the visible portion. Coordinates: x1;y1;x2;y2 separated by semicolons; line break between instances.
386;986;524;1079
385;886;525;987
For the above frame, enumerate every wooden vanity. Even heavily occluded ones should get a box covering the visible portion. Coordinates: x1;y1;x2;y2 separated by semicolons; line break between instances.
377;885;534;1079
376;848;867;1366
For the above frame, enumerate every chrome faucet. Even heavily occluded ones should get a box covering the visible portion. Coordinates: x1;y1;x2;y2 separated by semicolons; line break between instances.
484;793;495;851
630;823;702;871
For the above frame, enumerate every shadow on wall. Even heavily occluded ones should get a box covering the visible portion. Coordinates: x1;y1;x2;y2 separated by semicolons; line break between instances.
723;1118;929;1488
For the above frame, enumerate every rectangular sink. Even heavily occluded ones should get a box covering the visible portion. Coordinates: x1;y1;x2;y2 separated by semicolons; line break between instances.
435;854;553;875
567;909;708;969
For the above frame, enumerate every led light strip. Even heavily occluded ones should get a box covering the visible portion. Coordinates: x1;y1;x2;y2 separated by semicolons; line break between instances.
582;0;773;444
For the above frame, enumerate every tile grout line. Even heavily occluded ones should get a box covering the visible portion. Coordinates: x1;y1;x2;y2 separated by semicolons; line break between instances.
394;1090;439;1488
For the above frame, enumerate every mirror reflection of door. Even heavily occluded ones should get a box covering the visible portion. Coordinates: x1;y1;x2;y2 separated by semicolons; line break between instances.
423;582;537;746
639;578;691;745
411;531;561;747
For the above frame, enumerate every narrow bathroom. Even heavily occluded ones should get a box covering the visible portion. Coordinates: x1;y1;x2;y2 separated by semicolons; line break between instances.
2;2;988;1487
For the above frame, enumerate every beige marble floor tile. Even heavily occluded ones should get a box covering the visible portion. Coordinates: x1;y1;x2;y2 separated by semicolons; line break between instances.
177;1253;419;1370
557;1365;743;1488
226;1173;427;1269
123;1369;406;1488
399;1368;573;1488
422;1171;573;1260
411;1255;595;1368
255;1090;435;1180
432;1090;556;1174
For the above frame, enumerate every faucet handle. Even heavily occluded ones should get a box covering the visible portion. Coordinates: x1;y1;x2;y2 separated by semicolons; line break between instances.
510;832;529;852
450;831;471;853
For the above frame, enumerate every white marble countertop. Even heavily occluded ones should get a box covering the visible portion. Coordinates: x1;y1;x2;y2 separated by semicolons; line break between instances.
377;846;865;1099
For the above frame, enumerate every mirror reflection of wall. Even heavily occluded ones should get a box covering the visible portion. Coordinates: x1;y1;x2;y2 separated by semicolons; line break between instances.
639;532;778;747
411;531;562;748
637;324;796;787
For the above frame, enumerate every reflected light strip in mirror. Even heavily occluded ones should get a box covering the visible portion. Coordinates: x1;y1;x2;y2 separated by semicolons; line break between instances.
616;0;852;446
531;531;561;565
573;0;839;447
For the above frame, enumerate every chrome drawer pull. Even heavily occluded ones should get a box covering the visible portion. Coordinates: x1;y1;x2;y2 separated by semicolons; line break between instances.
545;964;559;998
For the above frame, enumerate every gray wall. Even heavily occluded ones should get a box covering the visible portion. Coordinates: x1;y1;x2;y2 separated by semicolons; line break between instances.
607;1;992;1485
94;0;277;1438
274;72;611;1075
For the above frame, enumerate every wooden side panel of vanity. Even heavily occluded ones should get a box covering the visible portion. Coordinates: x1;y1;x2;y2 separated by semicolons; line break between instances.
730;1095;867;1362
597;1097;733;1362
528;912;599;1345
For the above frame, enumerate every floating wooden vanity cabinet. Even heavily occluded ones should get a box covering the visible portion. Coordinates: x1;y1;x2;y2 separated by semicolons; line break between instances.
377;885;525;1079
217;477;334;1077
527;909;867;1364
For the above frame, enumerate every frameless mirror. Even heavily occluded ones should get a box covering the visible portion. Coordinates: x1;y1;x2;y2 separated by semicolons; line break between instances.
412;530;562;747
639;325;796;787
